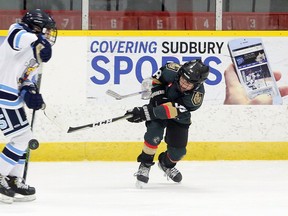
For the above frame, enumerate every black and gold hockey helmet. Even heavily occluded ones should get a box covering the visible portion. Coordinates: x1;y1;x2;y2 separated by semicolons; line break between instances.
178;59;210;85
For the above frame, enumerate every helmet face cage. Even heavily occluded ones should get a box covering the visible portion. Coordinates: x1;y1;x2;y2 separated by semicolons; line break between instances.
22;9;57;45
179;60;210;86
43;26;57;46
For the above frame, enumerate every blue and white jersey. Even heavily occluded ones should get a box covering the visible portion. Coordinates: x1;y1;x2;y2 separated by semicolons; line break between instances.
0;23;39;109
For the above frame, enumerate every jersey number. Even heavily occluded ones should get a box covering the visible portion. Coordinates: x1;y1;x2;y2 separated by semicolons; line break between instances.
0;114;7;129
174;103;187;113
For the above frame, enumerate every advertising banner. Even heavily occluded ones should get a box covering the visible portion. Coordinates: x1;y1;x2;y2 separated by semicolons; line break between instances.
87;35;288;105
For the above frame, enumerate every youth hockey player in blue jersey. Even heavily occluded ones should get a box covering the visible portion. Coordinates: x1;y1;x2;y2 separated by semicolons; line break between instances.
0;9;57;203
125;60;210;188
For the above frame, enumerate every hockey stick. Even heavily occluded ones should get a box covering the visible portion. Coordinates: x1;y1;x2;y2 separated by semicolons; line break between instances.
67;113;132;133
106;77;152;100
23;72;43;181
106;89;148;100
23;47;44;181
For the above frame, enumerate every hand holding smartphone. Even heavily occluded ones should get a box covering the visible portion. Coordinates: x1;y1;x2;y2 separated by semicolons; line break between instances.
227;38;282;105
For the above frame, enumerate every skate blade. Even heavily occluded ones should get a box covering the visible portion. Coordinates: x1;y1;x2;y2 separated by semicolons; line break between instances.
0;194;13;204
135;180;146;189
14;194;36;202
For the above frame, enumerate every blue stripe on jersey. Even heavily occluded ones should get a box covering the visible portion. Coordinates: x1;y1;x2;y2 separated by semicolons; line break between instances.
0;153;17;165
0;100;23;106
2;145;23;164
0;98;23;107
18;159;26;165
6;143;26;156
0;84;19;94
0;84;23;108
15;30;26;49
8;29;21;51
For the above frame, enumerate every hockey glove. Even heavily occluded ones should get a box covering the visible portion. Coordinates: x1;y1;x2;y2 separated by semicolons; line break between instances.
150;85;169;106
126;104;155;123
33;34;52;63
21;86;45;110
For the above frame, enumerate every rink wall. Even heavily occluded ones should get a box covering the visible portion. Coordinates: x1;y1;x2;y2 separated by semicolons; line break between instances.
0;30;288;161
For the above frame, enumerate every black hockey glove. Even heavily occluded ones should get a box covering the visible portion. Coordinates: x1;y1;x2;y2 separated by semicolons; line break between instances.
33;34;52;63
21;86;45;110
125;104;155;123
150;85;169;106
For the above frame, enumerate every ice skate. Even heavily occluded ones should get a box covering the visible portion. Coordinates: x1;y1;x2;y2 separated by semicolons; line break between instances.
0;174;15;204
158;153;182;183
134;163;153;189
7;176;36;202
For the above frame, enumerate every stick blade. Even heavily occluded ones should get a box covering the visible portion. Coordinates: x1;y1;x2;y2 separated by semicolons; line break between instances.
106;90;122;100
67;127;76;133
66;124;90;133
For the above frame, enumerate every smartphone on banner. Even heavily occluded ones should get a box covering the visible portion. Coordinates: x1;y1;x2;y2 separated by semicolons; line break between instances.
227;38;282;104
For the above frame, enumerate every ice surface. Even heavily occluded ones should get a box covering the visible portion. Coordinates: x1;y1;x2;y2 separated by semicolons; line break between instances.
1;161;288;216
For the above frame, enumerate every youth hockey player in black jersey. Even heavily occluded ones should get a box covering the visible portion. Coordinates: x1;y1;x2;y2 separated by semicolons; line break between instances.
0;9;57;203
125;59;210;188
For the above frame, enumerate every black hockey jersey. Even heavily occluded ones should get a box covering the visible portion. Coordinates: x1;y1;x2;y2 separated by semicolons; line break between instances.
150;62;205;124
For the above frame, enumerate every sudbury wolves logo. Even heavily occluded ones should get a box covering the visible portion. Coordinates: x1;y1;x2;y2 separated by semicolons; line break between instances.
18;59;39;84
191;92;203;106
